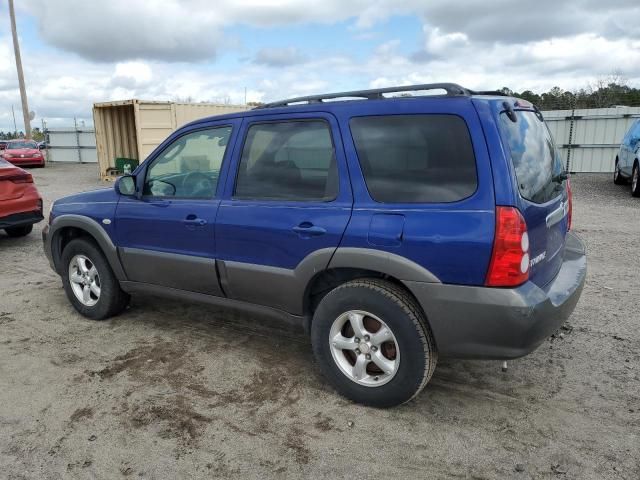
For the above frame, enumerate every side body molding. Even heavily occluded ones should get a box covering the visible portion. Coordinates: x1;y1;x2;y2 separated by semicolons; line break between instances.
47;214;127;280
221;247;441;316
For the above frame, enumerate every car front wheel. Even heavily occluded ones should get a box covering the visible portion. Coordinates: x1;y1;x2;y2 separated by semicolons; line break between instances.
60;238;129;320
613;158;625;185
632;162;640;197
311;279;437;407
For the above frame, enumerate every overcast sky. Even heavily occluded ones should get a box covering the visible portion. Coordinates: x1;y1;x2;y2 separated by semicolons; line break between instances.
1;0;639;131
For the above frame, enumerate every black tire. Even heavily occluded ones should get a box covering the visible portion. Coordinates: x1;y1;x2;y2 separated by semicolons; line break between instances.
613;158;626;185
632;162;640;197
311;278;437;408
60;237;129;320
5;224;33;237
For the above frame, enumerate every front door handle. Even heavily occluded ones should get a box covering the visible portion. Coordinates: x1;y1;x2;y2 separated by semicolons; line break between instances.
292;223;326;237
183;215;207;227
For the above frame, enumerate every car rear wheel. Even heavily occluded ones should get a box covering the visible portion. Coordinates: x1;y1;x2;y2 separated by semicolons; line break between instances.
632;162;640;197
4;224;33;237
613;158;625;185
311;278;437;407
61;238;129;320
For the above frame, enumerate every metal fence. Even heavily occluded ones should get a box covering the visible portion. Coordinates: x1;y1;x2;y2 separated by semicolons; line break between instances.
543;106;640;173
46;127;97;163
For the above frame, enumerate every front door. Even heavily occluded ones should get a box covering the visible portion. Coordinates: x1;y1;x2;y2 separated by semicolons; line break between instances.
215;113;353;314
115;122;239;295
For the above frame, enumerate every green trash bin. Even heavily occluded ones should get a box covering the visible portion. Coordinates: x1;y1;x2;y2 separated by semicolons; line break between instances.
115;157;139;174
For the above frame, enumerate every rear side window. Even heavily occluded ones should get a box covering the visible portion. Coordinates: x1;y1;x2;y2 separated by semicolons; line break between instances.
350;115;477;203
234;121;338;201
499;111;564;204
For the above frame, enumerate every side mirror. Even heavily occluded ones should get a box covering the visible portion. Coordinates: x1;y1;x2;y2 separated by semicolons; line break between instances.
116;174;137;196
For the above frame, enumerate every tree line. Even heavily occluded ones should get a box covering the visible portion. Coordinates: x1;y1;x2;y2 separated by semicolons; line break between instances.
0;127;45;141
500;81;640;110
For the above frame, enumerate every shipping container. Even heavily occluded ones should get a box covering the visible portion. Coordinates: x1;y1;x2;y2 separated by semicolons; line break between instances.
93;100;249;178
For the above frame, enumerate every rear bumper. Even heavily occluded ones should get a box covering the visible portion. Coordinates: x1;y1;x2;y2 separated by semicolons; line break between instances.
406;232;587;359
0;210;44;230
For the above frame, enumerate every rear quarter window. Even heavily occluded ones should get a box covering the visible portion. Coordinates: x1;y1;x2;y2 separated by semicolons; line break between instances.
499;110;565;204
350;115;478;203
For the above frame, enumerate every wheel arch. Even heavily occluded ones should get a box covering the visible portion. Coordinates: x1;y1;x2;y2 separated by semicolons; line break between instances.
49;215;127;280
302;265;438;338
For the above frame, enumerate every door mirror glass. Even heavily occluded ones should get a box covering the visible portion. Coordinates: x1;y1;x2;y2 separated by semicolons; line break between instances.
117;175;137;196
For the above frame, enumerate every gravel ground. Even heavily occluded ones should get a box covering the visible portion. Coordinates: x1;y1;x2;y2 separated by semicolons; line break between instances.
1;164;638;480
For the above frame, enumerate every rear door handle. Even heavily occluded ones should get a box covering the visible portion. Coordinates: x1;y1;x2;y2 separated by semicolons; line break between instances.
292;223;326;236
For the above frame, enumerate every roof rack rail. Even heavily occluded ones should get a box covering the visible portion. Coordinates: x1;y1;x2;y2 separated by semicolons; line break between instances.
470;90;510;97
258;83;472;109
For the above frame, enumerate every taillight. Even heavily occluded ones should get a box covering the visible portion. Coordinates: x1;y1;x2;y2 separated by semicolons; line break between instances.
1;173;33;184
485;206;530;287
566;177;572;231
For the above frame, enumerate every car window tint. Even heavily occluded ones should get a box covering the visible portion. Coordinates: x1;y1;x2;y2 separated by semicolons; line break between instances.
234;121;338;201
350;115;477;203
499;111;564;204
144;126;232;198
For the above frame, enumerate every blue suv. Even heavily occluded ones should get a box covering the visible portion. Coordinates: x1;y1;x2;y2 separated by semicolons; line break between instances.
43;84;586;407
614;118;640;196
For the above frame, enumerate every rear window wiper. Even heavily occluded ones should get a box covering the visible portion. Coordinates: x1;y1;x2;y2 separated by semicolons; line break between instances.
552;172;569;183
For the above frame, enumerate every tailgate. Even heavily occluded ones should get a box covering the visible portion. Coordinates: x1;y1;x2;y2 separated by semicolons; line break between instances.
497;107;569;287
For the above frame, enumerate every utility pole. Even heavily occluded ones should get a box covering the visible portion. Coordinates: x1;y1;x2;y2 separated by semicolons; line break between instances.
11;105;17;135
8;0;32;139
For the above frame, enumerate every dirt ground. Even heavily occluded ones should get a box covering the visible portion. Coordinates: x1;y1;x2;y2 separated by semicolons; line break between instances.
0;163;638;480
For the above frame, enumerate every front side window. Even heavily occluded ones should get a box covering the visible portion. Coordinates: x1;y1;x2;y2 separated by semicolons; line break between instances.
144;126;232;198
350;115;478;203
234;121;338;201
499;111;564;204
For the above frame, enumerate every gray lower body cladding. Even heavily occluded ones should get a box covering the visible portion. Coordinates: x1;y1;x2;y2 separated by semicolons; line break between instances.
406;232;587;359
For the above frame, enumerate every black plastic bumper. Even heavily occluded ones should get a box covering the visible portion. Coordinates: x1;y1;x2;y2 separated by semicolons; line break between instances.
0;211;43;230
42;223;56;271
406;232;587;359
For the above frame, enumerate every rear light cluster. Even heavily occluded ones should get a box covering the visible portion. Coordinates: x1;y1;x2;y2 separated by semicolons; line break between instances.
0;173;33;184
485;206;530;287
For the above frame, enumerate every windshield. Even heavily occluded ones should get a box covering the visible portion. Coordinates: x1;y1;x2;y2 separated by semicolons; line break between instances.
7;141;38;150
499;110;565;204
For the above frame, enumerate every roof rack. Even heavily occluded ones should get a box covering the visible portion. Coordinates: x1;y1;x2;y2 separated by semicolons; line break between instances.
258;83;472;109
470;90;510;97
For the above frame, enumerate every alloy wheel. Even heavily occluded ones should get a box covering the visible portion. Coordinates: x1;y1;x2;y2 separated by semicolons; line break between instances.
329;310;400;387
68;254;101;306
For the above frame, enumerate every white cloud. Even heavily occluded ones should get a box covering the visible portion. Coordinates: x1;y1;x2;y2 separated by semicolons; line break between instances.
1;1;640;132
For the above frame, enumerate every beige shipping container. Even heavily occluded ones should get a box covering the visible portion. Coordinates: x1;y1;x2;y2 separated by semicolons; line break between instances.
93;99;249;178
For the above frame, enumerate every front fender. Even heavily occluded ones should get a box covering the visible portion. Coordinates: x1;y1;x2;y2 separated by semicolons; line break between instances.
46;214;127;281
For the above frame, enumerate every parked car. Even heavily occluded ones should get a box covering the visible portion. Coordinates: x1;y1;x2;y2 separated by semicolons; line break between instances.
0;140;8;150
1;139;45;167
43;84;586;407
0;158;43;237
37;141;48;150
614;118;640;196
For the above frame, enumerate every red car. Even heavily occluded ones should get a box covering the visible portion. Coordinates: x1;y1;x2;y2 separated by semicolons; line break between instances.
0;158;43;237
1;139;45;167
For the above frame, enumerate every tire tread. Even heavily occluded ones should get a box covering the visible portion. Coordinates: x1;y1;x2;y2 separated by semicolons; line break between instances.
318;278;437;405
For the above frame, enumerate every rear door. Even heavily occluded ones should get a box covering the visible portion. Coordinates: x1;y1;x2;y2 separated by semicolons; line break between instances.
215;112;352;313
497;108;569;288
0;161;28;202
